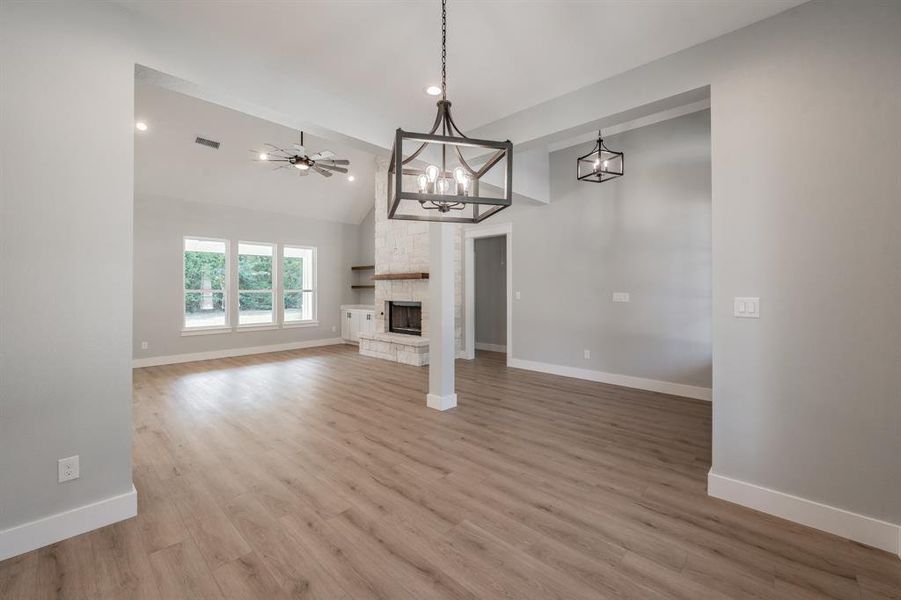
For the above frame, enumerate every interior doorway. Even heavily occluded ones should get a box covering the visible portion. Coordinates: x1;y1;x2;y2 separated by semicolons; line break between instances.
464;223;513;364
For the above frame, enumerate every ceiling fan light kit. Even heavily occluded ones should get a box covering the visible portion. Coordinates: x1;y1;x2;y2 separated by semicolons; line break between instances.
254;131;351;179
577;131;624;183
388;0;513;223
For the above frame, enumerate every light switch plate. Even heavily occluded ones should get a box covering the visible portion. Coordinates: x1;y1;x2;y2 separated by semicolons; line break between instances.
612;292;630;303
58;455;79;483
734;297;760;318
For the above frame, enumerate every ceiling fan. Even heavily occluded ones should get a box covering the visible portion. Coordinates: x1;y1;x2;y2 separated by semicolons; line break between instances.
254;131;349;177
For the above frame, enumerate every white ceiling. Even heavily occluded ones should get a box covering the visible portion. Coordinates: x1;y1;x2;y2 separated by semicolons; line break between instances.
135;84;376;224
120;0;803;144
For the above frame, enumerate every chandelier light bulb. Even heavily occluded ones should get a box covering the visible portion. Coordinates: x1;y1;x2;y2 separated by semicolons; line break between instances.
437;177;451;195
425;164;440;183
417;173;429;193
453;166;466;183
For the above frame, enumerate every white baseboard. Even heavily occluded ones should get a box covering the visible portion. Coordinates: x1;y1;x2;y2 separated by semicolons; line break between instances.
475;342;507;353
133;337;345;368
708;472;900;556
427;393;458;411
0;485;137;561
507;358;712;401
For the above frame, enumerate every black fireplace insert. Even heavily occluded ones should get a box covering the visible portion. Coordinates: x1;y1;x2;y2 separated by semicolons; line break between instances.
388;301;422;336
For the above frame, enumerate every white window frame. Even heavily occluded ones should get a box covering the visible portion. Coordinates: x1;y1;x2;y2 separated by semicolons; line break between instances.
282;244;318;327
237;241;277;330
182;236;231;335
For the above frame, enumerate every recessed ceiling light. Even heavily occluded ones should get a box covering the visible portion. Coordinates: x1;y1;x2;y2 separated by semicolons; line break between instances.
258;152;268;161
425;86;442;96
347;175;355;182
135;121;148;131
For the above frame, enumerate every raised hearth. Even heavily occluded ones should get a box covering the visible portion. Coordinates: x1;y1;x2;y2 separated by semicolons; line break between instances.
359;331;429;366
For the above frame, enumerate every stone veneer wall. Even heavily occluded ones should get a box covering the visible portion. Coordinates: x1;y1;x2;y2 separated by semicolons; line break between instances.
372;158;464;355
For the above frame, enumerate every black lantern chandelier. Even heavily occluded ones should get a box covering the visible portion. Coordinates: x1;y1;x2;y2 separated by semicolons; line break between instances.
577;131;624;183
388;0;513;223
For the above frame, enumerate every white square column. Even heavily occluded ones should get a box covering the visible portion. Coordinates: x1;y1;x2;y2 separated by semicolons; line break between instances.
427;221;457;410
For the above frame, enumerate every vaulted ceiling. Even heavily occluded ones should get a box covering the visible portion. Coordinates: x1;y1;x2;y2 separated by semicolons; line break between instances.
135;84;376;224
121;0;804;148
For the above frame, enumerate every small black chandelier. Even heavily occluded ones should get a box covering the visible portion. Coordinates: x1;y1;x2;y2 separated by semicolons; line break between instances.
577;131;624;183
388;0;513;223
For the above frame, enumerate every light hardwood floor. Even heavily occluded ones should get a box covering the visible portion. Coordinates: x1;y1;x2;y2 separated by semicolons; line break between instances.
1;346;899;599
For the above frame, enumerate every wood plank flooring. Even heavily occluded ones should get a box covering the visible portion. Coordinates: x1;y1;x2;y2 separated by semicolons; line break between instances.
1;345;899;599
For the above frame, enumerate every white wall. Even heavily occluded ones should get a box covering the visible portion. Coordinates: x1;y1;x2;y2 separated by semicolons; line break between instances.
474;236;507;349
472;0;901;538
133;196;359;361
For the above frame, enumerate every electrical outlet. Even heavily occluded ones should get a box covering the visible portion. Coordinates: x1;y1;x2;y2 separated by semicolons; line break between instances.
612;292;630;303
58;455;79;483
583;349;591;360
140;341;149;350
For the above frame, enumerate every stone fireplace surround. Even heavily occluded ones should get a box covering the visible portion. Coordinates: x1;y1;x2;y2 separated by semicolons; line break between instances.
358;159;463;367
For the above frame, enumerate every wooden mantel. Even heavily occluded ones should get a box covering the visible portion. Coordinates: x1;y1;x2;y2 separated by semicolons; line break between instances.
371;272;430;281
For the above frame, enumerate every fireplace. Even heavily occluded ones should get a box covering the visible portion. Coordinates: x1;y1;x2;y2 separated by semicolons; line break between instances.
388;301;422;336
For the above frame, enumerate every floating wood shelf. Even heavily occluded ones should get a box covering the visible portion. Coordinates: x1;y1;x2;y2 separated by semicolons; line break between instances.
371;272;430;281
351;265;375;271
351;285;376;289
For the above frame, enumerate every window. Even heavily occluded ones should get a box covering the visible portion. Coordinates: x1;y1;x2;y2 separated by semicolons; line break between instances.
183;238;228;329
238;242;275;326
283;246;316;323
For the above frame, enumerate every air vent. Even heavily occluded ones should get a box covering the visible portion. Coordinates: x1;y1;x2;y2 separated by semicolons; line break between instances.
194;136;220;149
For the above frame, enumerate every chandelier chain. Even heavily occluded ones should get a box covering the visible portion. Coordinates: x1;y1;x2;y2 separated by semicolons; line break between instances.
441;0;447;100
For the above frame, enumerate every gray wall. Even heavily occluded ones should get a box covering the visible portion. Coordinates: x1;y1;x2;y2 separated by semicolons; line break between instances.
1;1;135;531
472;1;901;525
134;195;359;360
474;236;507;348
474;111;712;388
353;206;375;305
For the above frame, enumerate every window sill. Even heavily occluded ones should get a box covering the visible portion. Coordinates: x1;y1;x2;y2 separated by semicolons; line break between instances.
236;324;279;333
283;320;320;328
181;326;232;337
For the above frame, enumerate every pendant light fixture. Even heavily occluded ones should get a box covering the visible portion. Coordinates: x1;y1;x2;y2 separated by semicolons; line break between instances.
577;130;624;183
388;0;513;223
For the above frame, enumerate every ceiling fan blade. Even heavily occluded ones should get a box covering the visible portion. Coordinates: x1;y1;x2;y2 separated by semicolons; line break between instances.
313;166;333;177
315;163;348;174
310;150;335;161
264;142;292;154
321;159;350;165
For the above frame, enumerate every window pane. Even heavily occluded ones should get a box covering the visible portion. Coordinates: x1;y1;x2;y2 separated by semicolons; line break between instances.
283;246;313;290
238;243;273;290
283;257;303;290
239;291;273;325
185;291;226;328
184;239;226;291
284;291;303;322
